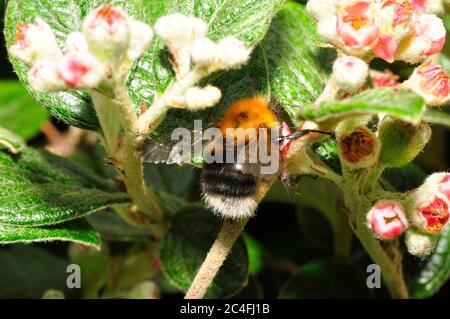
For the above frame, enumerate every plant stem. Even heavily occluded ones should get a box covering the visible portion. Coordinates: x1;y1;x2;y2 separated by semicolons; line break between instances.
353;198;409;299
185;218;248;299
314;76;339;106
136;66;209;144
340;166;408;298
90;85;167;237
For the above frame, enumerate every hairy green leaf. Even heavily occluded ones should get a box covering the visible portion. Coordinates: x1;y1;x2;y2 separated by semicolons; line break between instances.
0;219;101;248
160;205;249;298
0;80;49;139
0;147;129;226
0;246;72;298
5;0;283;131
301;88;426;126
407;225;450;298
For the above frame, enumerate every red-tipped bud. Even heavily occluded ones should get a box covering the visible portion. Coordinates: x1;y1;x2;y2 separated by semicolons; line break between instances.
367;200;409;239
407;183;450;234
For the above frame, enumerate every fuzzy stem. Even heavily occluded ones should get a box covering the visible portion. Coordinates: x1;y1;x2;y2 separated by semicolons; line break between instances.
114;85;165;221
185;218;248;299
354;208;409;299
314;76;339;106
136;66;209;144
90;85;167;237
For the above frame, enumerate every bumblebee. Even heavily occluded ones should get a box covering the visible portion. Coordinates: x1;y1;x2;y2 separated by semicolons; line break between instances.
141;97;329;220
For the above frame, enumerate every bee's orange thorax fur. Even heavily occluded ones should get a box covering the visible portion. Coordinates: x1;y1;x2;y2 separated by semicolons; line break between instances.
218;97;279;133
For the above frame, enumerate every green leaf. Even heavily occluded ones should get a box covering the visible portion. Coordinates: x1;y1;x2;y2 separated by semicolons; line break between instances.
0;126;25;154
232;276;263;299
160;205;249;298
423;109;450;128
279;259;373;299
244;233;265;275
86;209;153;242
144;164;197;200
0;147;130;226
311;139;341;173
0;219;101;248
301;88;426;126
0;80;49;140
382;163;427;192
0;245;72;298
407;225;450;298
5;0;284;131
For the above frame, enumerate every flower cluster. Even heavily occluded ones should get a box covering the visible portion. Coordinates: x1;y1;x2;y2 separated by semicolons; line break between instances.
307;1;450;106
366;172;450;256
10;6;251;111
10;5;153;93
307;0;446;64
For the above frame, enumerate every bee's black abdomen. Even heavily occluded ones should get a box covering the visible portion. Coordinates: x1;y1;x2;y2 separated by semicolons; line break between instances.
201;162;257;198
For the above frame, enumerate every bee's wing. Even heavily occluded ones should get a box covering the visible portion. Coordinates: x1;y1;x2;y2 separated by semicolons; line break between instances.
139;125;212;165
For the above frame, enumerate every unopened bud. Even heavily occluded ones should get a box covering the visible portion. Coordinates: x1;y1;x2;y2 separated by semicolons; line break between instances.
154;13;207;45
82;4;131;63
28;59;66;93
56;53;106;89
405;229;436;257
332;56;369;93
127;21;153;61
10;19;61;65
216;37;251;70
191;37;219;67
379;118;431;168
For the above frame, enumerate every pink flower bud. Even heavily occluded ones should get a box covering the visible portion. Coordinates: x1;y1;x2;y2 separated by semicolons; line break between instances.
82;4;131;62
396;13;446;63
56;53;106;89
370;70;400;88
408;186;450;234
336;1;379;56
9;19;61;65
28;60;66;93
404;60;450;106
332;56;369;93
367;200;409;239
